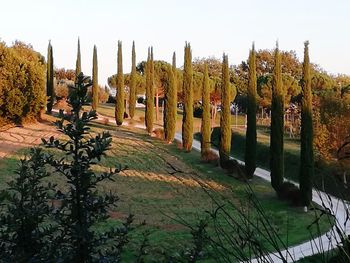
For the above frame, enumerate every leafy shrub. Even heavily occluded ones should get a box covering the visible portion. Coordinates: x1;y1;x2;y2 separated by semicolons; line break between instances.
277;182;302;206
55;80;70;99
87;86;110;104
137;96;145;104
0;148;56;261
0;41;46;124
201;150;219;165
193;104;203;118
153;128;164;139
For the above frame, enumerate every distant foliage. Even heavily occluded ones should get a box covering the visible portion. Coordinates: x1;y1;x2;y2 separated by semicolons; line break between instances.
55;68;75;81
0;41;46;124
87;85;109;104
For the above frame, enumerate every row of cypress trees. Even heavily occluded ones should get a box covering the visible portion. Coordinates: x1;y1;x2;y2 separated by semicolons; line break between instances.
46;39;100;113
183;41;313;207
110;40;314;207
243;42;314;207
47;39;314;207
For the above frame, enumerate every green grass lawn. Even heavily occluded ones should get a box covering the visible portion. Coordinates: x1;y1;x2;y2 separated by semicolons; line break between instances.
90;103;247;133
0;119;333;262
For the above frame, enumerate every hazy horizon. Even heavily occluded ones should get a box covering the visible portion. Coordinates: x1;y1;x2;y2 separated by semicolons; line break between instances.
1;0;349;86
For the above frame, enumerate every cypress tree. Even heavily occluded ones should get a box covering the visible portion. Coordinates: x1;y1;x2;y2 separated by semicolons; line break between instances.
201;63;211;158
46;41;54;114
270;43;284;191
164;63;176;143
115;41;124;126
129;41;136;119
92;45;98;111
150;47;155;119
219;54;231;167
245;43;257;178
172;52;177;107
299;41;314;207
145;47;154;134
182;43;193;152
75;38;81;78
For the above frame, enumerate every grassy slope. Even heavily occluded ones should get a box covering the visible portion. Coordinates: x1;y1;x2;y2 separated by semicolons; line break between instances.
0;118;332;261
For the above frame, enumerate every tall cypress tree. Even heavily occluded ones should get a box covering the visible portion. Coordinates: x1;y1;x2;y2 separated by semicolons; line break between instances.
182;43;193;152
129;41;136;119
92;45;98;111
201;63;211;158
150;47;155;122
75;38;81;79
46;41;54;114
145;47;154;133
219;54;231;167
115;41;124;126
172;52;177;104
164;63;176;143
270;43;284;191
299;41;314;207
245;43;257;178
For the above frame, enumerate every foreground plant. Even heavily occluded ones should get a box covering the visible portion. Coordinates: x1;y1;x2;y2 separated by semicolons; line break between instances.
43;73;132;262
0;148;55;262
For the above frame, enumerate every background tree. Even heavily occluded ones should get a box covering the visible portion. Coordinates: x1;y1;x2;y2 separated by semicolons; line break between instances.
182;43;194;152
164;62;176;143
115;41;124;126
245;44;257;178
257;73;301;108
92;45;98;110
46;41;54;114
299;41;314;207
219;54;231;167
270;44;284;191
145;47;154;133
129;41;136;119
201;63;211;158
0;41;46;124
151;48;157;121
55;68;75;81
75;38;81;78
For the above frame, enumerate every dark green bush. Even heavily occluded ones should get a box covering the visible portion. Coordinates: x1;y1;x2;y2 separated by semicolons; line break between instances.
277;182;302;206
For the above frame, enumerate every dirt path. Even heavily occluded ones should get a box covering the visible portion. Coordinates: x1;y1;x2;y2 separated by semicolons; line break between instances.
0;121;60;158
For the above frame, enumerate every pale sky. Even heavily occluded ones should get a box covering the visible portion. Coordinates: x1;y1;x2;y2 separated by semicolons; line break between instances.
1;0;349;86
